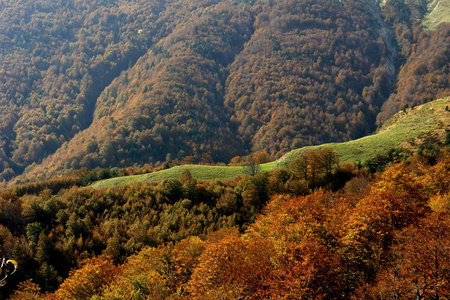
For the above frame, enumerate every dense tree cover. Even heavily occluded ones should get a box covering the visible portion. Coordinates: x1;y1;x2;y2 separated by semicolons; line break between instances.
0;0;247;183
5;147;450;299
25;0;396;181
0;0;448;297
225;0;394;154
378;21;450;123
0;147;362;298
376;0;450;123
0;0;448;184
21;0;256;183
1;0;446;184
0;0;176;182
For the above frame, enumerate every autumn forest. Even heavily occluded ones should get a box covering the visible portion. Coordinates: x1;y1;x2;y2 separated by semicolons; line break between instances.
0;0;450;298
0;0;448;183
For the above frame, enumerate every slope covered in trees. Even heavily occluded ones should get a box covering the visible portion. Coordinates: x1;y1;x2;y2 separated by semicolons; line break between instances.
224;0;394;153
0;0;173;183
0;144;354;298
2;144;450;299
1;0;449;297
377;0;450;123
0;0;448;185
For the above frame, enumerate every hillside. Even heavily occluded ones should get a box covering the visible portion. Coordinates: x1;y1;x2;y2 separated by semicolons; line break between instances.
4;135;450;299
376;0;450;123
280;96;450;163
92;96;450;187
1;0;450;297
423;0;450;29
0;0;448;185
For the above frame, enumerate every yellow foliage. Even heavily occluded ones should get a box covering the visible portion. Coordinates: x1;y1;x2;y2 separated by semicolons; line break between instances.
428;194;450;213
373;163;427;197
53;257;120;300
8;280;42;300
102;247;172;300
187;229;274;299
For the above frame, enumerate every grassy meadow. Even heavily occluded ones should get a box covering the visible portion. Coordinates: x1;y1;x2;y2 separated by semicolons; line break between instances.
422;0;450;29
92;97;450;188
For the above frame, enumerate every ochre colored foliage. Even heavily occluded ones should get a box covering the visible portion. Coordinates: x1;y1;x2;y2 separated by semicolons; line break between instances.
101;246;175;300
0;0;419;183
353;211;450;300
187;228;275;299
52;257;120;300
8;280;43;300
5;146;450;299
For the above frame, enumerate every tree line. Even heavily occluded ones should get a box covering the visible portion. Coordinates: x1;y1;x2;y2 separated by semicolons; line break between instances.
4;145;450;299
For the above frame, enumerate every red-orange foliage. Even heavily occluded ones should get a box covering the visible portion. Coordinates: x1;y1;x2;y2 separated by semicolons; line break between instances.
8;147;450;299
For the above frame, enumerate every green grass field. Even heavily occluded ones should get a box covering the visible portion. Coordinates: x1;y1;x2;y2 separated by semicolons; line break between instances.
279;97;450;164
91;162;277;188
423;0;450;29
92;97;450;188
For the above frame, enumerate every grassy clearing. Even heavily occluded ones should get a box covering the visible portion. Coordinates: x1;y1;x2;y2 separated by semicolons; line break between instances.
92;165;243;188
279;97;450;164
423;0;450;29
92;163;276;188
92;97;450;188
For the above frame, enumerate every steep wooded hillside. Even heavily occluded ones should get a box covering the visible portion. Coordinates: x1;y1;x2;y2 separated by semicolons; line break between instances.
224;0;394;152
377;0;450;123
0;0;166;182
0;0;449;184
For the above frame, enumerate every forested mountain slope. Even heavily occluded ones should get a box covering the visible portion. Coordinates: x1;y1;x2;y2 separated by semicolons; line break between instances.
0;0;449;184
377;0;450;123
0;0;167;182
